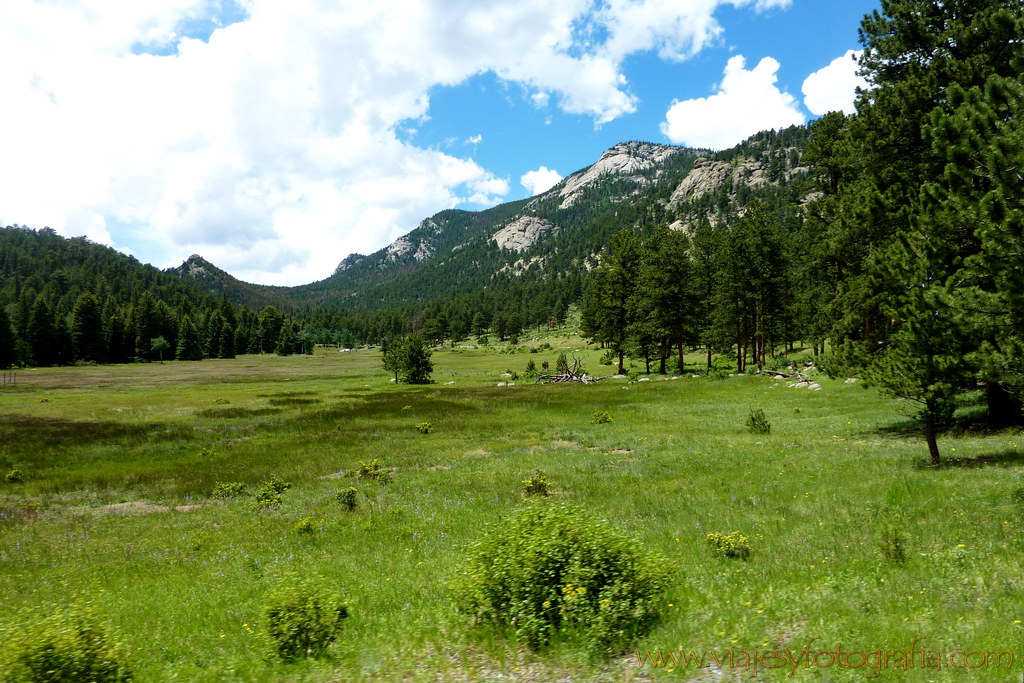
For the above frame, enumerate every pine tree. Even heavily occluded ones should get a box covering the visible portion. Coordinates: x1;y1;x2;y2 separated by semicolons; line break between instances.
219;323;236;359
175;315;203;361
926;71;1024;421
581;230;641;374
71;292;106;363
26;297;57;366
0;306;17;369
817;0;1024;461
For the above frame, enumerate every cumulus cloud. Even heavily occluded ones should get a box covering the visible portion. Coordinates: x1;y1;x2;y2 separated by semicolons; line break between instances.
660;55;804;149
521;167;564;196
802;50;867;116
0;0;796;284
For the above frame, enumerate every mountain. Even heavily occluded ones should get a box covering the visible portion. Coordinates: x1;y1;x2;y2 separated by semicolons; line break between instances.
169;127;814;319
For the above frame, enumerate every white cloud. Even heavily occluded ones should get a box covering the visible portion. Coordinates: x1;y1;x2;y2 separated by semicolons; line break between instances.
465;134;483;145
0;0;797;285
660;55;805;150
531;92;550;108
521;167;563;196
802;50;867;116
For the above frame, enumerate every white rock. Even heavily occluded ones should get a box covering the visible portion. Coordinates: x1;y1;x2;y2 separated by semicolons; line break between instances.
497;382;507;387
557;142;683;208
492;216;556;252
844;378;858;384
809;383;822;390
638;377;650;382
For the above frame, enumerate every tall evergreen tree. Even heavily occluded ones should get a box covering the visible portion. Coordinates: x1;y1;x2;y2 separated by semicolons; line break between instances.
71;292;106;363
26;297;57;366
219;323;236;359
818;0;1024;461
0;306;16;369
175;315;203;361
581;230;641;374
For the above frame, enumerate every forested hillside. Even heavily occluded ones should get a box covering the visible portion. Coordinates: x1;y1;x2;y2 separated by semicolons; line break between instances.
0;226;331;368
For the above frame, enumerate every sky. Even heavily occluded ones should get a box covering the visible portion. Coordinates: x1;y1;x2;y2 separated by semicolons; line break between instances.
0;0;877;286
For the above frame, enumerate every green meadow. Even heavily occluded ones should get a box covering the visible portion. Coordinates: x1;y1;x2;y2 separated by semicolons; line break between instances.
0;339;1021;682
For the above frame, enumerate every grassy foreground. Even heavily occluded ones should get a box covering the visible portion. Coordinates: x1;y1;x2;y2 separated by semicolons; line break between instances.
0;340;1021;682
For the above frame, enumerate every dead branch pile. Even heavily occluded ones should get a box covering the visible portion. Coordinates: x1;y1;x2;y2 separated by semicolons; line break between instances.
535;351;607;384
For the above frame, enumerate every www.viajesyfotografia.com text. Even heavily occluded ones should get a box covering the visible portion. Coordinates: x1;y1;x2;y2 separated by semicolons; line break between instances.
636;637;1014;678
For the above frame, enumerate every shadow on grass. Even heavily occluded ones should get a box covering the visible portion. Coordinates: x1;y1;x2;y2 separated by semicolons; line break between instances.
0;415;176;452
913;449;1024;469
195;407;285;418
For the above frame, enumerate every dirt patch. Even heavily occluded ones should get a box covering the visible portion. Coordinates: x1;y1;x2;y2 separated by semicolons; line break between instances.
67;501;203;516
319;470;346;479
465;449;491;457
550;440;582;450
610;449;633;454
427;465;452;471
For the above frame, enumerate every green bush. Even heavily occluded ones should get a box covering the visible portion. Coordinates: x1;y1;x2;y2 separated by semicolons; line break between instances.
592;410;612;425
337;487;358;511
705;531;751;560
197;447;217;459
453;502;674;653
293;517;318;535
356;459;390;482
263;577;348;661
415;422;434;434
211;481;246;499
0;602;132;682
251;475;293;510
521;470;550;497
5;468;24;484
746;408;771;434
879;524;908;563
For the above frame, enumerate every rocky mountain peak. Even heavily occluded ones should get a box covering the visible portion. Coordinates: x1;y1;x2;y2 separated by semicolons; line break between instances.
555;141;684;208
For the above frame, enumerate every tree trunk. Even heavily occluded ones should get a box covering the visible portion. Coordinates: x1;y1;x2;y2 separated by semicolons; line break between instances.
707;345;712;369
923;412;941;466
677;333;685;374
987;380;1018;425
617;349;625;375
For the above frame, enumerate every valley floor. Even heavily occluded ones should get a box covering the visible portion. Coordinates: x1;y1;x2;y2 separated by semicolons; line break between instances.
0;341;1020;682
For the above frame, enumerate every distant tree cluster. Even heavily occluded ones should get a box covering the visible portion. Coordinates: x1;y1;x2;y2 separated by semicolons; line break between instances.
0;227;322;367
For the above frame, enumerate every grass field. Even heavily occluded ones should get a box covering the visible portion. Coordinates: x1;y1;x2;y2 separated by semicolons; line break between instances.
0;338;1021;681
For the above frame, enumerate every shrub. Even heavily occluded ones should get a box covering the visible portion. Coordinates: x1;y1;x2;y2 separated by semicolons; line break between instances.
525;359;537;376
251;475;293;510
263;577;348;661
746;409;771;434
337;487;358;511
453;502;674;654
356;459;390;482
198;447;217;459
521;470;550;497
705;531;751;560
211;481;246;499
879;524;908;563
416;422;434;434
599;349;616;366
0;602;132;682
592;410;612;424
293;517;318;535
5;468;24;484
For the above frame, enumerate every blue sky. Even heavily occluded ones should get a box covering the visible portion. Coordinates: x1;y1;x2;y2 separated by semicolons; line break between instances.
416;0;878;206
0;0;879;285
